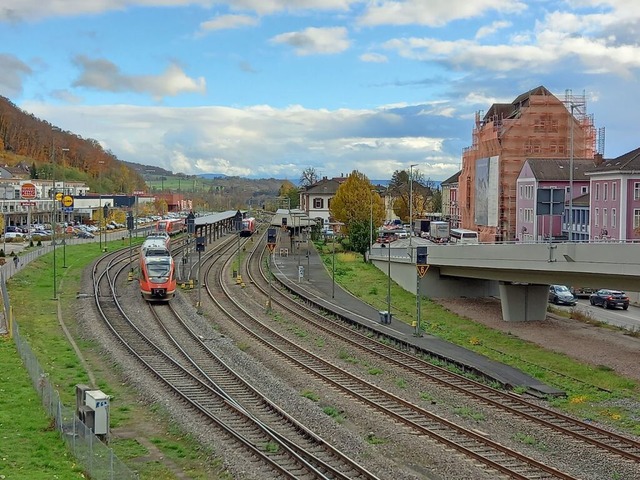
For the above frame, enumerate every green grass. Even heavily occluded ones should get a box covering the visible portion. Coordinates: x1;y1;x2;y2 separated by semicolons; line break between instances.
320;245;640;436
3;239;229;479
0;337;85;479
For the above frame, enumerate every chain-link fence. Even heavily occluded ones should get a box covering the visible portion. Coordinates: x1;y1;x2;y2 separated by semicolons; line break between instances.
1;244;139;480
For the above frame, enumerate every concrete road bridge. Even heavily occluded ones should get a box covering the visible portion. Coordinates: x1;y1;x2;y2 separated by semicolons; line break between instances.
369;239;640;322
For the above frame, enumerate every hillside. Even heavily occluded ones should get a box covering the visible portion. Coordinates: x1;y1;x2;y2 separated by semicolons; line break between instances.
0;97;285;209
0;96;146;194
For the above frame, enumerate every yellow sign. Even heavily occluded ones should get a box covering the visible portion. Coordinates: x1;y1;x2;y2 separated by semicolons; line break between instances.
417;264;430;278
62;195;74;207
55;192;63;201
266;243;276;253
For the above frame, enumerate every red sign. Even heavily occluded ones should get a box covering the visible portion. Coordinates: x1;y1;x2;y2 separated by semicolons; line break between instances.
20;183;37;200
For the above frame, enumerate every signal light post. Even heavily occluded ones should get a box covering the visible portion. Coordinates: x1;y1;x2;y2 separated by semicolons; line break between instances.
266;228;277;313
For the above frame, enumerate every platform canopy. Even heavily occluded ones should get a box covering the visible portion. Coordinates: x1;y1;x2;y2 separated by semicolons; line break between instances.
270;209;317;228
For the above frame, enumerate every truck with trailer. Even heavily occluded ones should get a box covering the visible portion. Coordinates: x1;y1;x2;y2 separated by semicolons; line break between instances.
413;219;431;238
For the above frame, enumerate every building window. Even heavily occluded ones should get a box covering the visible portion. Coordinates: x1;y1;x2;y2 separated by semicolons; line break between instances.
519;208;523;221
313;198;324;209
635;183;640;201
595;183;600;201
581;186;588;194
524;184;533;199
635;209;640;229
612;182;616;201
612;208;616;228
603;208;608;228
603;183;608;201
523;208;533;223
519;184;523;199
595;208;599;227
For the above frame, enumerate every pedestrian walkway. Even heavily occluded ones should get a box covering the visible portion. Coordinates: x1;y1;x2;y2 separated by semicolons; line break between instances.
270;242;564;397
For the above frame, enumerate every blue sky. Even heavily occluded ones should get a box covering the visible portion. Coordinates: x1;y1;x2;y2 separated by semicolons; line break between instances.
1;1;639;181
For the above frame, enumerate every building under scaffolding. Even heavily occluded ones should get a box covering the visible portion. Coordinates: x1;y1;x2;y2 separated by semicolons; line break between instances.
459;86;602;242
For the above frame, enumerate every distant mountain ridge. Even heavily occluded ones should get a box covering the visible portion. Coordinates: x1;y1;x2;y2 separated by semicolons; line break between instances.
198;173;228;179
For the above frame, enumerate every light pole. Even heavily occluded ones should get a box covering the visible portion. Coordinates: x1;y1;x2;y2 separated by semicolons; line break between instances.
98;160;105;251
409;164;418;249
387;235;391;321
568;104;575;242
61;148;69;268
50;128;59;299
329;221;343;298
369;188;374;261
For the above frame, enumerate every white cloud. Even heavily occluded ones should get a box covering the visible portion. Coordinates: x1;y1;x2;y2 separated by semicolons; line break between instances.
0;0;357;22
360;52;388;63
358;0;527;27
19;102;462;180
270;27;350;55
198;14;258;33
475;20;512;39
72;56;206;99
0;54;32;97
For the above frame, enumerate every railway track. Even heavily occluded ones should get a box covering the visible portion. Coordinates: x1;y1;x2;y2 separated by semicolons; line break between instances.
199;232;582;479
240;235;640;466
92;245;366;479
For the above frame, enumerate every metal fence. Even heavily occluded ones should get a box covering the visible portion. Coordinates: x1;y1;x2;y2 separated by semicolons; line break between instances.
1;243;139;480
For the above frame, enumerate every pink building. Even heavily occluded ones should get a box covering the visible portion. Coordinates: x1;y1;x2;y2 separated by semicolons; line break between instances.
587;147;640;241
516;158;597;242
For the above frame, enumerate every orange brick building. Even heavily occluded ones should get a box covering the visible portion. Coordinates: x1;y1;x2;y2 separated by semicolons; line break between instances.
459;86;598;242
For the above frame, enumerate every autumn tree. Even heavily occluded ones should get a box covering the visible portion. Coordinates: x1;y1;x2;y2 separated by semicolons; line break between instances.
299;167;320;187
330;170;385;261
278;180;299;208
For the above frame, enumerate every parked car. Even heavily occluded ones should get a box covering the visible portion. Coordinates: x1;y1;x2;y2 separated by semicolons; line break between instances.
548;285;577;306
77;231;95;239
589;289;629;310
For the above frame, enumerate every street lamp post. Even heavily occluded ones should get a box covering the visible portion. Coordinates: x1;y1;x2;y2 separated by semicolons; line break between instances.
51;128;59;299
329;221;344;299
369;189;374;261
387;236;391;319
61;148;69;268
98;160;105;251
409;164;418;249
568;104;575;242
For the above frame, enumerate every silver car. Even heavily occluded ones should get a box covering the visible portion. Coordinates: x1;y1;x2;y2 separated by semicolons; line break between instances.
549;285;577;306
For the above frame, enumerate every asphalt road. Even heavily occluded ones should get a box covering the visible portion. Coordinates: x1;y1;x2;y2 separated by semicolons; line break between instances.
553;298;640;331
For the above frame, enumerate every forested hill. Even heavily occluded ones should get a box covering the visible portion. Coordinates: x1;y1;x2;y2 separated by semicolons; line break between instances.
0;96;146;194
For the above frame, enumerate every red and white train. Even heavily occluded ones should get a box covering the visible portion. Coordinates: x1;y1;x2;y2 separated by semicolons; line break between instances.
139;236;176;302
240;217;256;237
156;217;185;236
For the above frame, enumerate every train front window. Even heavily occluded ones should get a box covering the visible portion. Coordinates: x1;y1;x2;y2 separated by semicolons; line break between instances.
148;260;171;282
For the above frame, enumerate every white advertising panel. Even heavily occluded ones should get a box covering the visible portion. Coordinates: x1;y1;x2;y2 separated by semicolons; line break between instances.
474;155;499;227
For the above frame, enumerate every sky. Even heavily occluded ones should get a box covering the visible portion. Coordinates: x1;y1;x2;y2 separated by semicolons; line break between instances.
1;1;640;182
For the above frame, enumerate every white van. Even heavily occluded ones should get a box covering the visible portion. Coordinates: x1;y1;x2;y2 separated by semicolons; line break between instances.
449;228;479;244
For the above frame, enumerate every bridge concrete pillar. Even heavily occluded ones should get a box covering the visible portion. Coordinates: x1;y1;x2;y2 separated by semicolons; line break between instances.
498;282;549;322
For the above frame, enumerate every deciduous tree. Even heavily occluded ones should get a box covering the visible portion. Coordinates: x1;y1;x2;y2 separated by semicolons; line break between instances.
330;170;385;261
278;180;299;208
299;167;320;187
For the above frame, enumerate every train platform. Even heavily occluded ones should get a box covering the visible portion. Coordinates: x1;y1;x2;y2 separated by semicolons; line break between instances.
270;241;565;398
